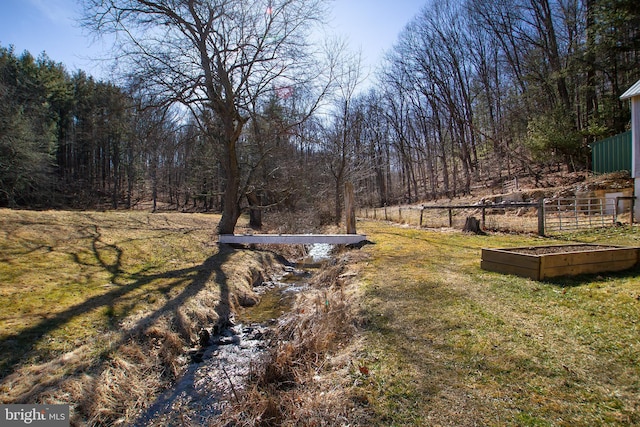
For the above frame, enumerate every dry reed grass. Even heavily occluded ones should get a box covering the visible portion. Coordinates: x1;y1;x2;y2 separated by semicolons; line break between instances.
211;250;371;427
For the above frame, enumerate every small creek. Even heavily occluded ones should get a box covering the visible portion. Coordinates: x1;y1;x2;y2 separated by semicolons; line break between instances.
134;244;333;426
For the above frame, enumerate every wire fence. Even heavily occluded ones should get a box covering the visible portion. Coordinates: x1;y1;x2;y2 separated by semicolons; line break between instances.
357;202;542;234
542;197;634;233
357;196;635;235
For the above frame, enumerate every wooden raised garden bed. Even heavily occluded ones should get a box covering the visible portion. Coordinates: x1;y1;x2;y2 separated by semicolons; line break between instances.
481;244;640;280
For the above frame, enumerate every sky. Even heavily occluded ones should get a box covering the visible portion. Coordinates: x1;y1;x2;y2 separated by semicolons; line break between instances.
0;0;425;84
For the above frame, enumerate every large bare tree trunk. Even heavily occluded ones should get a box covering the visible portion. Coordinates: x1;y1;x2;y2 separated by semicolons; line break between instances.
217;137;241;235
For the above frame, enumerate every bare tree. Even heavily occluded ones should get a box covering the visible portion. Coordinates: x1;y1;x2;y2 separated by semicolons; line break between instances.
321;42;366;224
82;0;331;233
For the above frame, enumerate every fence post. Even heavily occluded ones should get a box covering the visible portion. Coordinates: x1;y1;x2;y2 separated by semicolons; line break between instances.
448;208;453;227
345;182;357;234
557;199;562;230
481;205;486;228
538;199;545;236
419;207;424;227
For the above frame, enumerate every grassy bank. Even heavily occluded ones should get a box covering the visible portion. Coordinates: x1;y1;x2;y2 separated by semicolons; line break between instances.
354;221;640;426
0;209;283;425
3;209;639;426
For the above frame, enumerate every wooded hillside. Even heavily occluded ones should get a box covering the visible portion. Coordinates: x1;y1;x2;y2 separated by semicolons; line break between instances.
1;0;638;225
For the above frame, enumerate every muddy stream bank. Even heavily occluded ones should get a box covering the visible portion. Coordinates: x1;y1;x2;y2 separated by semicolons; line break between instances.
134;244;334;426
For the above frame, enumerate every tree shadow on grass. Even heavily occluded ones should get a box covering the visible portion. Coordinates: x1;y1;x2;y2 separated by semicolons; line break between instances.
0;241;235;393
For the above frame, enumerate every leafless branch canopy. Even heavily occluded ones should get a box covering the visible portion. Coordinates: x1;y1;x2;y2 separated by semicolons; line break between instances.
82;0;329;120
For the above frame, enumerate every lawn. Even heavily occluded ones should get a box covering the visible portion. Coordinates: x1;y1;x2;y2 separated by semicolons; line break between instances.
353;220;640;426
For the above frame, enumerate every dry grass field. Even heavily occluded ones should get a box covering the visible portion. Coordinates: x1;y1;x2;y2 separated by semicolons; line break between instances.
0;209;283;425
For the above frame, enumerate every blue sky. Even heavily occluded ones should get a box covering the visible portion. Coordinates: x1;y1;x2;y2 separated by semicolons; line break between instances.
0;0;425;82
330;0;425;78
0;0;108;76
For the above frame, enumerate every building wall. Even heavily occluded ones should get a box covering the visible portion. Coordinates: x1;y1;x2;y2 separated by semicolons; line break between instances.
591;131;632;174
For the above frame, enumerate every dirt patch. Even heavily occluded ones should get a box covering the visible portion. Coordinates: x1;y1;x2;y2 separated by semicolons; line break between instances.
508;244;617;255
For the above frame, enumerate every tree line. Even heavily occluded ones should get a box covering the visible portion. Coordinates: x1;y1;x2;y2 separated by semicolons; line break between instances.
0;46;193;210
0;42;328;220
346;0;639;206
1;0;638;232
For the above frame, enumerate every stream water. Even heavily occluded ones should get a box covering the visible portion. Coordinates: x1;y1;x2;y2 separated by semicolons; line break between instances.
134;244;333;426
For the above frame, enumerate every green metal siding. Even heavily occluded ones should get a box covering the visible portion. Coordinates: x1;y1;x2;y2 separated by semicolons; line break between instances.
591;131;632;174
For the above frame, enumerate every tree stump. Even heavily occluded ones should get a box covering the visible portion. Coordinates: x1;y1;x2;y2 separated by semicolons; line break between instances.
463;216;485;235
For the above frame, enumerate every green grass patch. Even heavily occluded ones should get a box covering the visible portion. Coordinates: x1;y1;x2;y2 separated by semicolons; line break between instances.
0;210;219;373
356;220;640;426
